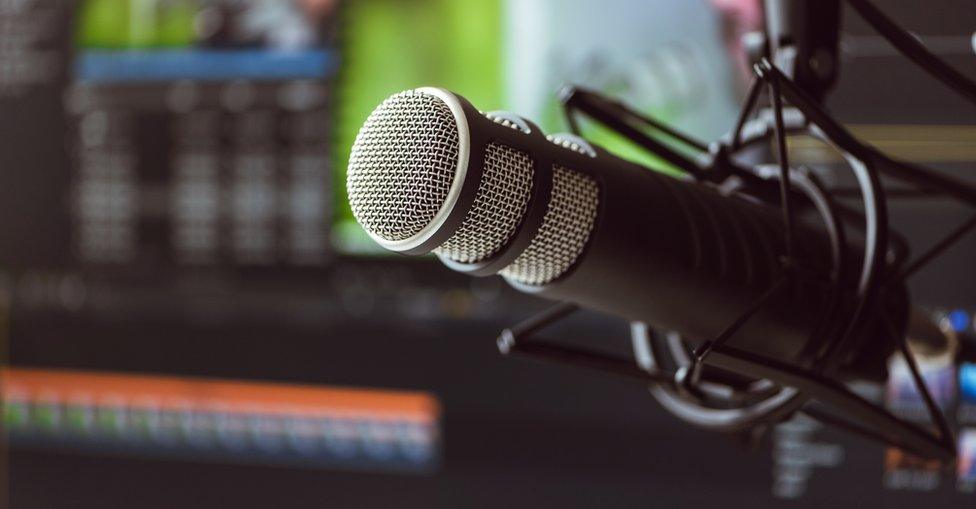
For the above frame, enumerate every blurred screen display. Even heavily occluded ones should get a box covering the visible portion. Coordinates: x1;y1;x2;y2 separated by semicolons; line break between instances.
960;429;976;491
3;367;440;472
74;0;336;82
2;0;976;507
68;0;337;267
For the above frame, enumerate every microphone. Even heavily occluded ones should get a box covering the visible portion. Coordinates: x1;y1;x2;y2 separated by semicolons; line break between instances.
346;87;913;377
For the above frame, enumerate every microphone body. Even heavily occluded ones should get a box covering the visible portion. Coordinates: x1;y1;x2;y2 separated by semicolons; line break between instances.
518;145;835;364
347;88;906;375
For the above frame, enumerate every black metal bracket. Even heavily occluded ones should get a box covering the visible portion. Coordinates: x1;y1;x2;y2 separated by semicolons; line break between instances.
497;302;676;388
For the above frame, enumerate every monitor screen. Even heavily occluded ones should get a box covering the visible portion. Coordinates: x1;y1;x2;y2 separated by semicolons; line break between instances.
3;1;976;507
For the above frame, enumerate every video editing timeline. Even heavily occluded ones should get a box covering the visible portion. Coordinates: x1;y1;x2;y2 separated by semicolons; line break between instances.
70;0;337;267
1;368;441;472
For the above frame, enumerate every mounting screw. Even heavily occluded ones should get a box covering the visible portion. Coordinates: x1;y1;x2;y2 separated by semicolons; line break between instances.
497;330;515;354
808;48;836;81
673;366;699;400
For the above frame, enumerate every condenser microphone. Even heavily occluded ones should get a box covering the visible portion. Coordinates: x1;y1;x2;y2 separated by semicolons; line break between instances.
346;87;913;376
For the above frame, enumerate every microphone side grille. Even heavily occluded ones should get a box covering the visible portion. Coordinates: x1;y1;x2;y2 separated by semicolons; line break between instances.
347;89;461;242
500;166;599;285
434;142;535;263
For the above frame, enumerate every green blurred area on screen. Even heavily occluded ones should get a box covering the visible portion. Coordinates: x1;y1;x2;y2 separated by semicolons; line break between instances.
333;0;504;254
76;0;197;49
74;0;709;256
554;105;688;180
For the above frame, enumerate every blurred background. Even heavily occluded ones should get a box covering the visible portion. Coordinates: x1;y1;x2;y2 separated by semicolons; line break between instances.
1;0;975;507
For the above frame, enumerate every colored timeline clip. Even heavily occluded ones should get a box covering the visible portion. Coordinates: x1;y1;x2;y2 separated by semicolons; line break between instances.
1;367;441;473
959;429;976;492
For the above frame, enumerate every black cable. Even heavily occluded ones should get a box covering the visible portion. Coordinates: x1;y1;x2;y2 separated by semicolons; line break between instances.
882;314;955;445
690;277;788;385
567;94;706;178
731;77;764;151
768;73;796;258
875;156;976;207
846;0;976;107
888;212;976;284
559;87;709;178
604;98;710;152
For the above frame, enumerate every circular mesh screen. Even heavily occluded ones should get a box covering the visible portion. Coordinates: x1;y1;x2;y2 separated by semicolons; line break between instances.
434;141;534;263
347;90;461;242
500;166;599;285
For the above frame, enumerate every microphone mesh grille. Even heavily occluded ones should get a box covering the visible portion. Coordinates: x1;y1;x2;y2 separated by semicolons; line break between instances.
434;142;534;263
346;90;461;242
500;166;599;285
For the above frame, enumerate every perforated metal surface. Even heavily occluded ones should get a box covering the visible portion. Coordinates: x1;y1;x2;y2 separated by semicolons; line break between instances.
346;89;598;283
434;142;534;263
547;133;597;158
484;111;531;134
347;90;461;242
500;166;599;285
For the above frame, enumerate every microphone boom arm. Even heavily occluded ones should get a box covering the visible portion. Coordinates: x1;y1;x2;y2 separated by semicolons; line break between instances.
494;0;976;463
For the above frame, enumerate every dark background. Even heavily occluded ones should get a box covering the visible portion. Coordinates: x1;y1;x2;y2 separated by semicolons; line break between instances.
2;0;975;507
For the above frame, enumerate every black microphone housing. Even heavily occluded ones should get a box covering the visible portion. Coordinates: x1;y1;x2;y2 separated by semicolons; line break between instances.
349;88;908;377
